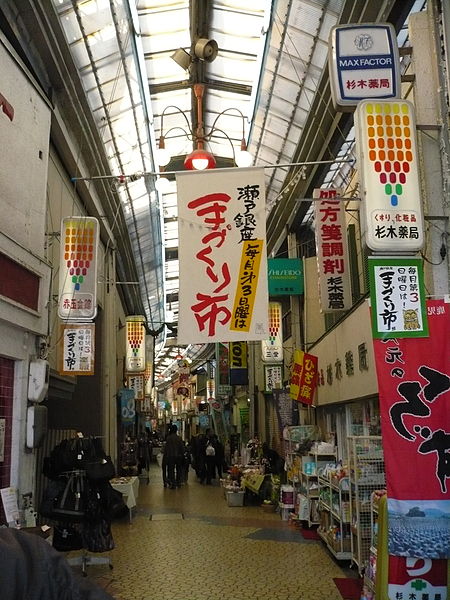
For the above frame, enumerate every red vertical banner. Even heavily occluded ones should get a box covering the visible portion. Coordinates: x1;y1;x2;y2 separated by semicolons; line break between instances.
289;349;318;405
373;299;450;593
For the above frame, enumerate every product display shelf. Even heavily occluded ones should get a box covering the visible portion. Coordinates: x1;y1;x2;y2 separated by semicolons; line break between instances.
298;450;336;528
318;472;352;561
347;436;385;576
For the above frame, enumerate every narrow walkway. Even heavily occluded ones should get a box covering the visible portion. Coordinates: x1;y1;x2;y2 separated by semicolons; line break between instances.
84;464;351;600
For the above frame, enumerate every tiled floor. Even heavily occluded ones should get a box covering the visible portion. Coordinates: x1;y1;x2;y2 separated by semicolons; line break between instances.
77;464;352;600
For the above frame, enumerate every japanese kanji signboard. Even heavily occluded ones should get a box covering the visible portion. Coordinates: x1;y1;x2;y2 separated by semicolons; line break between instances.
177;168;268;343
355;99;424;252
373;299;450;561
127;374;144;400
264;364;283;393
369;257;428;338
125;315;146;373
289;349;318;405
329;23;400;110
313;188;352;312
58;217;99;321
59;323;95;376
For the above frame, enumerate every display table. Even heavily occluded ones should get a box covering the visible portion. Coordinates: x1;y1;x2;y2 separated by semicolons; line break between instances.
110;476;139;522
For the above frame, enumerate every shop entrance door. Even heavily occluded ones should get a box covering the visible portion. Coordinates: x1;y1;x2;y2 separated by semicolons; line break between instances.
0;356;14;524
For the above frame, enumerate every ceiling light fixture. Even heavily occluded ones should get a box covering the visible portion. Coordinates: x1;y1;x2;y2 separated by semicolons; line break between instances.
157;83;253;171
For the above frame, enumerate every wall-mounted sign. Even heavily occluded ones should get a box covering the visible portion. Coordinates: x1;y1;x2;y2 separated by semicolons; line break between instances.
268;258;303;295
262;302;283;362
355;99;424;252
177;168;268;343
125;315;146;372
368;257;428;338
329;23;400;110
59;323;95;376
58;217;99;321
313;188;352;312
264;364;283;392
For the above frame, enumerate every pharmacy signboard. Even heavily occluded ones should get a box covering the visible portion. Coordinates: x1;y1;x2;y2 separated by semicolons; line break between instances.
329;23;400;109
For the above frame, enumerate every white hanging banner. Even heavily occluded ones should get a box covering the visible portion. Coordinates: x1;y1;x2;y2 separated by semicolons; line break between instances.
58;217;99;321
313;189;352;312
177;168;269;343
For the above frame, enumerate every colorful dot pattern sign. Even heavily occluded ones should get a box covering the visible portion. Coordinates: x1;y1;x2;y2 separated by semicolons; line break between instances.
125;315;146;373
261;302;283;363
355;99;424;252
58;217;99;321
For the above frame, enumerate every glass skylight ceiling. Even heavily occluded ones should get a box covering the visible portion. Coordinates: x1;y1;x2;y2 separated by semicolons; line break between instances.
51;0;422;380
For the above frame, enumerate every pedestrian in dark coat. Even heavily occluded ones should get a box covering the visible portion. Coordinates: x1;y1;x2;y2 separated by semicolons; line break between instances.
163;424;185;488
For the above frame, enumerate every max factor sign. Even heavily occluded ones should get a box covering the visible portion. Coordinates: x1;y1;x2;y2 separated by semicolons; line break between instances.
329;23;400;110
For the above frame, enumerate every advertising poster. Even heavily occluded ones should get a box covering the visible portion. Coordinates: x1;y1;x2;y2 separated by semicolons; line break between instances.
59;323;95;376
369;257;428;338
177;168;268;343
373;299;450;564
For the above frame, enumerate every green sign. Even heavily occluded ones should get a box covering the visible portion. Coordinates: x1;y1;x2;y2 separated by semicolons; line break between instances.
268;258;303;296
368;257;428;338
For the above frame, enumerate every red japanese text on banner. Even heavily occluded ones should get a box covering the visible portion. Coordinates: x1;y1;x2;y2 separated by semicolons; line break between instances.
313;188;352;313
373;299;450;561
177;168;268;343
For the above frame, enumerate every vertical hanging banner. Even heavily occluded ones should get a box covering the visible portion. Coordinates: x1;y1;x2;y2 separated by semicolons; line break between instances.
313;188;352;312
177;168;268;343
216;342;231;395
125;315;146;372
368;257;428;338
118;388;135;425
144;362;152;397
373;299;450;564
355;99;424;252
289;349;318;405
127;374;144;401
58;323;95;376
262;302;283;362
58;217;99;321
229;341;248;385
